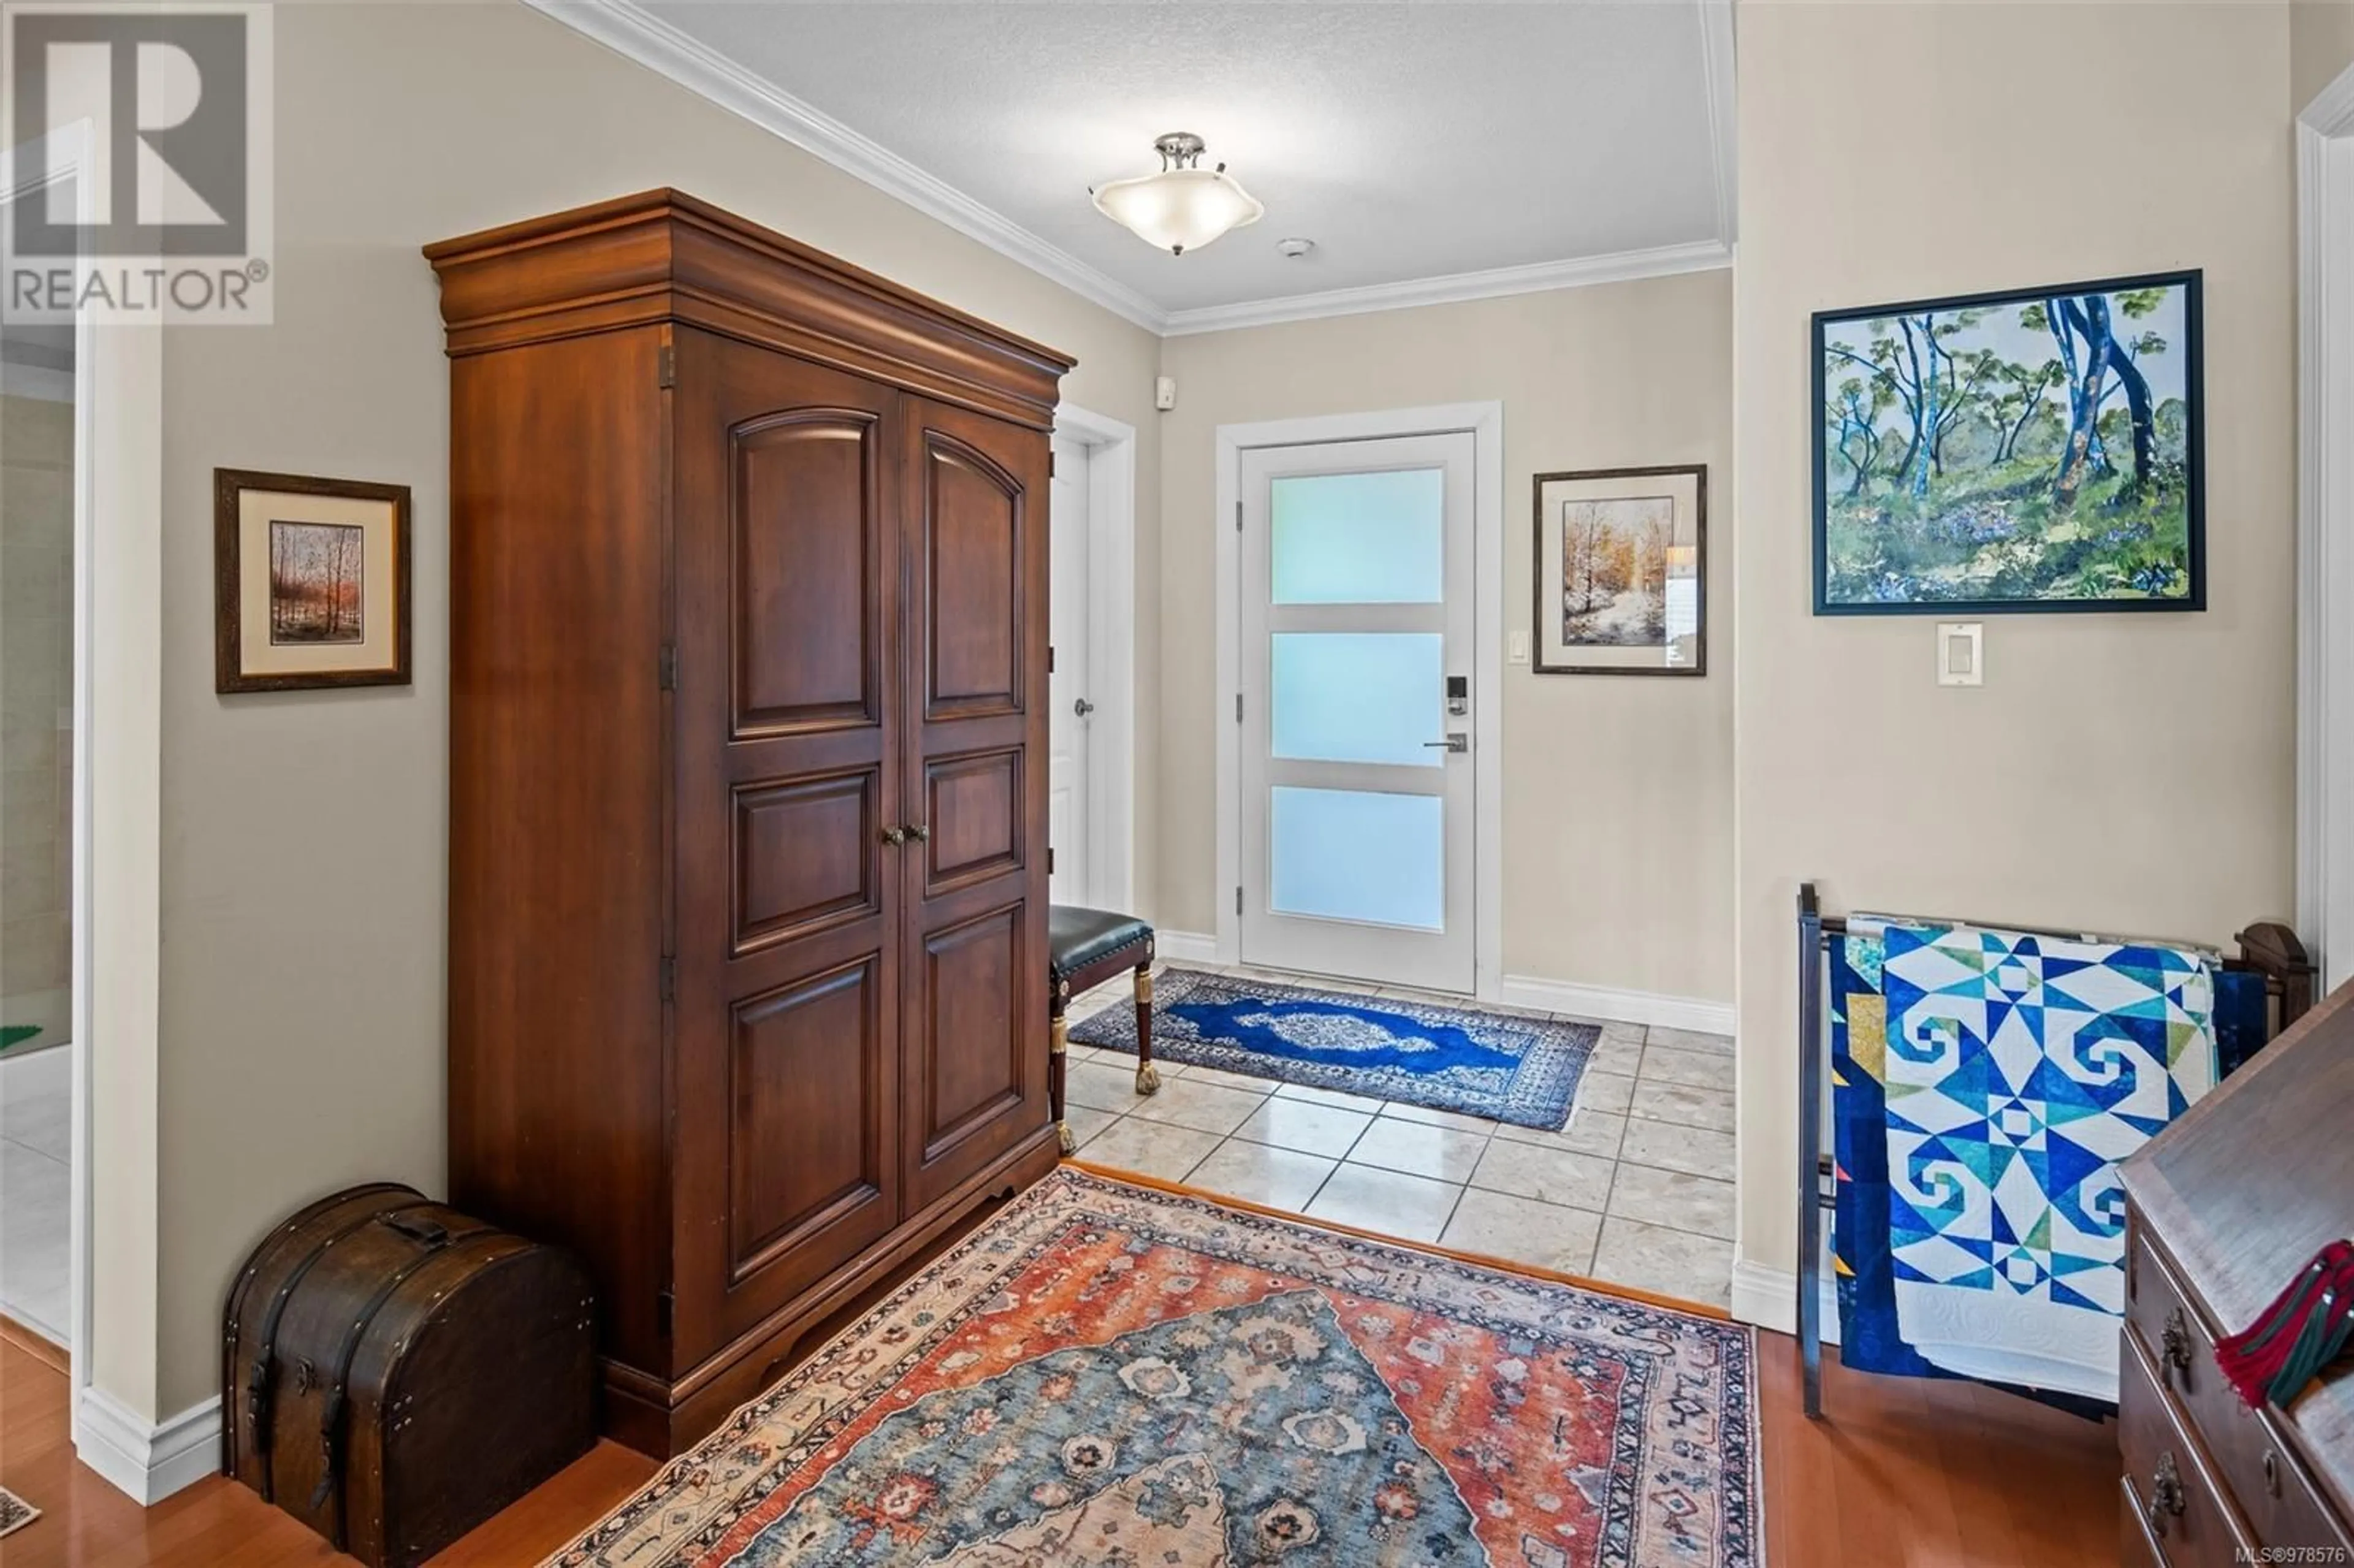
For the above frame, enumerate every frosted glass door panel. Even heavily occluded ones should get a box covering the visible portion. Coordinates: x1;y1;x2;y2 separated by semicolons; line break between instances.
1269;786;1444;931
1270;632;1442;767
1271;468;1443;604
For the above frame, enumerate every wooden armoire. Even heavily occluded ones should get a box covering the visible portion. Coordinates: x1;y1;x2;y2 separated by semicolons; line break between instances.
427;191;1072;1457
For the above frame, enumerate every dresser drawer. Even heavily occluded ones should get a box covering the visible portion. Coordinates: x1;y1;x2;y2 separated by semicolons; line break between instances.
2127;1224;2354;1553
2122;1322;2255;1566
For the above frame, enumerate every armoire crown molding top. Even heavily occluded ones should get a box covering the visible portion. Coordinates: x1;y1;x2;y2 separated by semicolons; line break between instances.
424;187;1077;430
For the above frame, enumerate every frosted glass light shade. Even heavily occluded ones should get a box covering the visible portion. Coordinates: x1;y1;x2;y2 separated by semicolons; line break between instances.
1091;167;1263;256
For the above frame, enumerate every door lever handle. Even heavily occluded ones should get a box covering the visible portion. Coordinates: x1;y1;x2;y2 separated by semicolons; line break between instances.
1423;734;1469;753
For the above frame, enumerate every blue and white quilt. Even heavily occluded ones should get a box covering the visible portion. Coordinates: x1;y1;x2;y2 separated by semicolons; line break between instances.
1879;923;2218;1399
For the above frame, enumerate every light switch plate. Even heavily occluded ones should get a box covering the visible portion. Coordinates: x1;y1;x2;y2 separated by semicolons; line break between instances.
1937;622;1984;687
1507;629;1531;664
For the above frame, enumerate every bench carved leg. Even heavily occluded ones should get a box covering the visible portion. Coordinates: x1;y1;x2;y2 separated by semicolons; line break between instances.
1133;965;1160;1095
1050;993;1075;1155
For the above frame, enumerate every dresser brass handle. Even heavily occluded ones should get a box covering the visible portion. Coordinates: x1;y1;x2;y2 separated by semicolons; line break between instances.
2146;1451;2187;1537
2161;1306;2193;1379
880;826;907;846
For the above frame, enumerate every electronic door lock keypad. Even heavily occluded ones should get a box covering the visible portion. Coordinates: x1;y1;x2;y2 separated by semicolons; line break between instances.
1446;674;1469;715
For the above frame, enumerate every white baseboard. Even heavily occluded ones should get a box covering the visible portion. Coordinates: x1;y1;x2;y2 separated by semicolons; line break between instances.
1729;1257;1840;1342
76;1387;221;1504
1497;973;1735;1036
1154;928;1220;966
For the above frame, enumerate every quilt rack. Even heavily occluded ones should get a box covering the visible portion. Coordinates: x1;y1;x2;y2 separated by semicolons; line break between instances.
1792;880;2315;1418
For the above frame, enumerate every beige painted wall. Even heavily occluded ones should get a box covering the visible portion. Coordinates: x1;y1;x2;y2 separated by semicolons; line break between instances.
1156;272;1735;1000
140;0;1162;1418
2296;1;2354;107
1732;1;2298;1303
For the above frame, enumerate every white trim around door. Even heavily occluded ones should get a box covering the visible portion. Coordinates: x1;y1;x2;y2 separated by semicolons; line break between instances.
2301;62;2354;994
1051;402;1139;915
1214;402;1506;1000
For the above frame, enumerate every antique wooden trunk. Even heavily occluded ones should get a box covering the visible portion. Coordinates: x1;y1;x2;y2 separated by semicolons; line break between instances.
221;1182;598;1568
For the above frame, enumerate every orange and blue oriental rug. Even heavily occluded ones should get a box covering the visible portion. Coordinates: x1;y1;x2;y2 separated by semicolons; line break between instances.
551;1168;1761;1568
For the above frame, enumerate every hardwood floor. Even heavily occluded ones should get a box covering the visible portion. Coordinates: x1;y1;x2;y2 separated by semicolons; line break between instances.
0;1318;2119;1566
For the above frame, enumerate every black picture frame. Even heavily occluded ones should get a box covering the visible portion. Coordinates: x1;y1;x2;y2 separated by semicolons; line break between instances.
1810;268;2205;616
1531;464;1707;676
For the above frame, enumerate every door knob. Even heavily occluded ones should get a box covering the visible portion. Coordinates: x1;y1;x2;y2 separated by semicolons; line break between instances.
908;824;930;842
1073;698;1095;718
1422;734;1469;753
880;826;907;845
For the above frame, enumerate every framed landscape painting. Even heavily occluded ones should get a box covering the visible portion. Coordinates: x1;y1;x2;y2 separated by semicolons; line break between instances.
1811;270;2204;615
215;468;413;693
1533;465;1705;675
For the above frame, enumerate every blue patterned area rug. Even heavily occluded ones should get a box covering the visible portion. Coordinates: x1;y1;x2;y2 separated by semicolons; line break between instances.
1069;967;1596;1130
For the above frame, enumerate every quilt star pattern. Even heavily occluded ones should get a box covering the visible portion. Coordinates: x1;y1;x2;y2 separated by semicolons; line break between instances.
1878;923;2218;1398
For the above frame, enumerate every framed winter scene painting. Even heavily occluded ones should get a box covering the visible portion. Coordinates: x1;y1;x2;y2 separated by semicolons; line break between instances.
1811;270;2204;614
1533;465;1706;675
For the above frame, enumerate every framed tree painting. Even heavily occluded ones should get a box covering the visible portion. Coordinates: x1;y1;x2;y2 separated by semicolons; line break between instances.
1533;465;1705;676
1812;270;2204;614
215;468;413;693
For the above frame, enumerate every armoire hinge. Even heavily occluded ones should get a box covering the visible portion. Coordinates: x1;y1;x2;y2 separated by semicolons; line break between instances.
655;1290;674;1338
659;955;676;1003
658;643;679;690
1048;450;1056;478
1235;693;1243;723
657;344;675;389
1235;501;1243;533
1048;644;1055;674
1048;847;1056;875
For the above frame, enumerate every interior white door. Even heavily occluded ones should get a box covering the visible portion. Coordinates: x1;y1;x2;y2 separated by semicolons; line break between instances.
1238;433;1477;993
1047;433;1091;904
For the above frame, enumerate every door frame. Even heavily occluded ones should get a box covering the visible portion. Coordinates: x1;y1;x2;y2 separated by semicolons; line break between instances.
1050;402;1139;913
2301;60;2354;993
2;124;172;1488
1213;402;1506;999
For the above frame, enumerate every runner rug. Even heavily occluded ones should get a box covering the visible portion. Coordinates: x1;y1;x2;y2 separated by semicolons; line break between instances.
549;1166;1761;1567
1070;967;1597;1130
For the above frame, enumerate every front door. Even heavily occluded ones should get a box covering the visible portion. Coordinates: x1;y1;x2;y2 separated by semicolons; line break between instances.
1238;433;1477;994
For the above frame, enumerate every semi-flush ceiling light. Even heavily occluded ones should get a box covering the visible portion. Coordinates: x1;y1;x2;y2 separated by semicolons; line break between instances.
1090;132;1263;256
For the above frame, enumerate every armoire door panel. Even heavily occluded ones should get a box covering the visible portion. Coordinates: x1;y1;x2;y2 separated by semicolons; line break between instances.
725;957;892;1290
920;433;1025;719
922;747;1023;895
900;397;1052;1216
732;408;884;737
732;768;878;953
913;902;1025;1163
672;330;905;1364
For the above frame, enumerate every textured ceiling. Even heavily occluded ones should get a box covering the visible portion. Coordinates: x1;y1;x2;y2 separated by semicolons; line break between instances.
636;1;1733;325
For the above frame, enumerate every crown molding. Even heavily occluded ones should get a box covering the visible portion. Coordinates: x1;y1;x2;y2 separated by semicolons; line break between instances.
1697;0;1738;246
524;0;1737;341
1159;239;1734;337
2303;55;2354;137
519;0;1168;332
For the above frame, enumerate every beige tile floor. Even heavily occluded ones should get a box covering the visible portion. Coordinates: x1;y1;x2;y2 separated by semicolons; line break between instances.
1062;964;1736;1309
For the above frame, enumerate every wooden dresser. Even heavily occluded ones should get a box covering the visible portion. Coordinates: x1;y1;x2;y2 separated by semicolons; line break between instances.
427;191;1072;1458
2119;978;2354;1563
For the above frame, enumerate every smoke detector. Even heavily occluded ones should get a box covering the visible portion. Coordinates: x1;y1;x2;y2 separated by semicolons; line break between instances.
1276;237;1316;259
